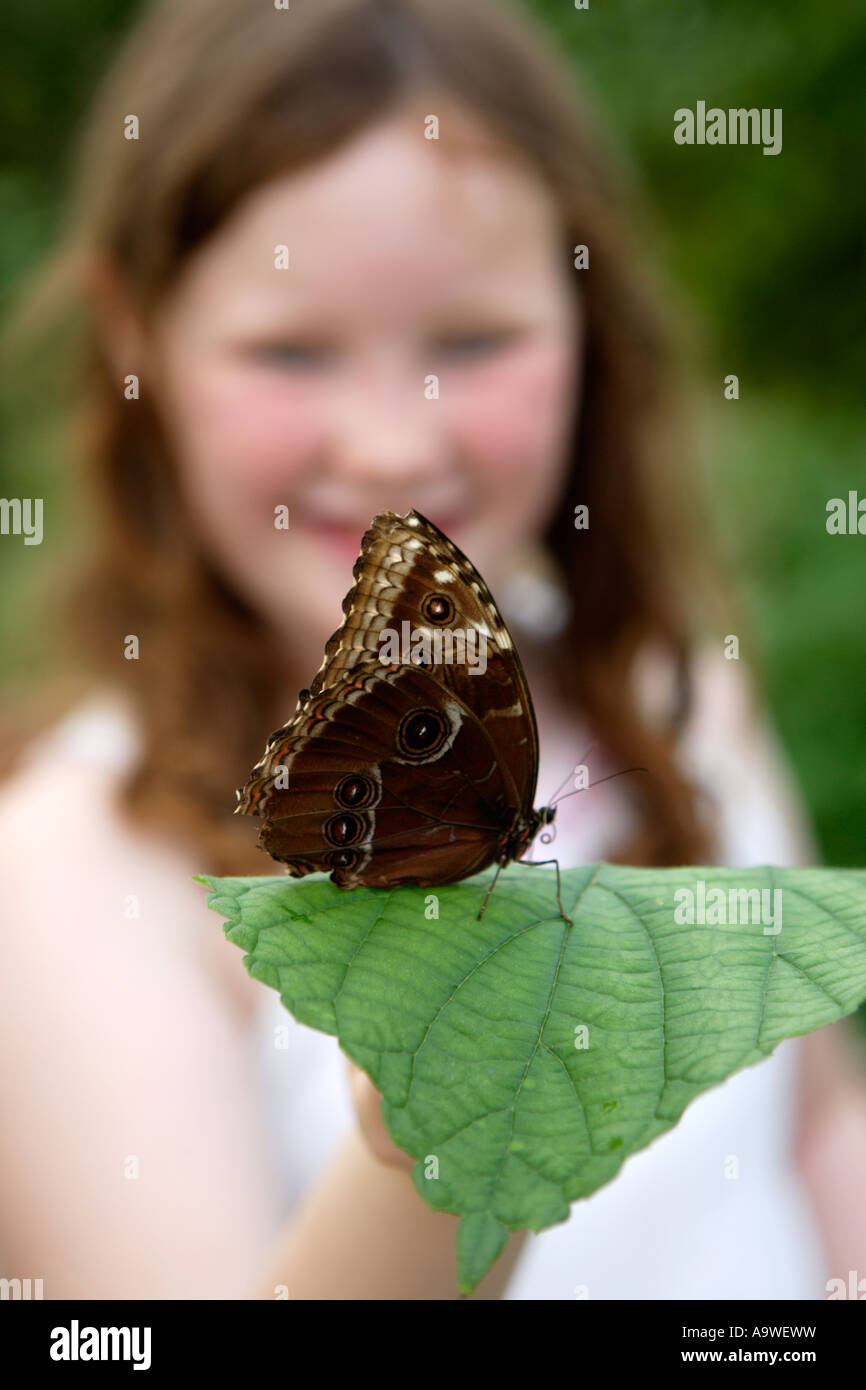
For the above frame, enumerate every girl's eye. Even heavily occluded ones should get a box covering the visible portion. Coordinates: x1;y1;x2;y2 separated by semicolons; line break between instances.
433;331;515;361
430;330;514;361
252;343;333;368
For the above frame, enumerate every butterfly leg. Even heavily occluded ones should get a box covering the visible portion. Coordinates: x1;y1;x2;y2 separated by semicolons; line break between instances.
521;857;573;928
476;855;509;921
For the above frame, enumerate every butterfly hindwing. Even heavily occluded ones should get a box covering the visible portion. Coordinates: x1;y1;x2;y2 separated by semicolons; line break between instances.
240;660;515;886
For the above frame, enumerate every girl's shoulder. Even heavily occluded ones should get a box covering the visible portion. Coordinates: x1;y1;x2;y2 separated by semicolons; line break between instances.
0;689;140;862
13;689;142;776
629;639;817;866
677;644;818;866
0;689;259;1018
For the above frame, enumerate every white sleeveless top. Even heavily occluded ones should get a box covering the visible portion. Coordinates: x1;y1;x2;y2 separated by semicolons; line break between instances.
34;689;828;1299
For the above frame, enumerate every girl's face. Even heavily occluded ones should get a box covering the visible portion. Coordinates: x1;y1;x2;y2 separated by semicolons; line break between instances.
138;106;582;671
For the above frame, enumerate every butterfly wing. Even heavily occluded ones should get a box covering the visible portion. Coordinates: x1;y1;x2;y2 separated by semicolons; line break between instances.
236;508;541;886
238;659;515;887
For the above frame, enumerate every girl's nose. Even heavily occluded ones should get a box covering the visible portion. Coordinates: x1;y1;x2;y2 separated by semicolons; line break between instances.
327;365;446;481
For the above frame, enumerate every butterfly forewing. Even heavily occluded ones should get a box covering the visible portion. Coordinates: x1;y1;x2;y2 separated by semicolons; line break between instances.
309;511;538;806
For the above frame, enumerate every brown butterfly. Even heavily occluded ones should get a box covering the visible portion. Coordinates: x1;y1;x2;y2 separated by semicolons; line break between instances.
235;509;572;921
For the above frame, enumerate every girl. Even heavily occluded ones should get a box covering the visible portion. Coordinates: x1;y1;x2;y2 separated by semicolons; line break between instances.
1;0;864;1299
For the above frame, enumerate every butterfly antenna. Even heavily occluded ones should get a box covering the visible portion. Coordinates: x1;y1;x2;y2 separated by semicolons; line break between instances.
544;740;598;807
550;766;648;808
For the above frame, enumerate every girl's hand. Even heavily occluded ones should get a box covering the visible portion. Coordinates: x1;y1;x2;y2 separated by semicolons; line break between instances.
345;1058;416;1172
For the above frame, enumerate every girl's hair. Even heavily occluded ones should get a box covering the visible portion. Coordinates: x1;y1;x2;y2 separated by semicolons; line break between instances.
5;0;717;872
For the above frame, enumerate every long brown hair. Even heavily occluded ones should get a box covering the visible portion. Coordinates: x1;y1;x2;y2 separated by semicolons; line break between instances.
3;0;719;872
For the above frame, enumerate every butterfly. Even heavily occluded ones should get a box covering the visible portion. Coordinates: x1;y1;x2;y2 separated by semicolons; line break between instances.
235;508;572;922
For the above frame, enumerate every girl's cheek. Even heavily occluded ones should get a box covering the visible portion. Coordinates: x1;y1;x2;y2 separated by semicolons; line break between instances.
447;344;577;494
172;360;325;492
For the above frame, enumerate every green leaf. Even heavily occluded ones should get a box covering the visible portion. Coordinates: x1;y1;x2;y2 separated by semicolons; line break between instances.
196;863;866;1294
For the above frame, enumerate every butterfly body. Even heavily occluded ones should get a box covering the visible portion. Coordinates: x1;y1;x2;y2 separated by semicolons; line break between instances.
236;509;558;897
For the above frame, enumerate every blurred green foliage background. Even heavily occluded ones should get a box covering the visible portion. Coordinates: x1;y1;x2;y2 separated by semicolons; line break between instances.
0;0;864;867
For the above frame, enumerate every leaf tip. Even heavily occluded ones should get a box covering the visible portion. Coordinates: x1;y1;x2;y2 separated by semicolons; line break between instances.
456;1212;509;1296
